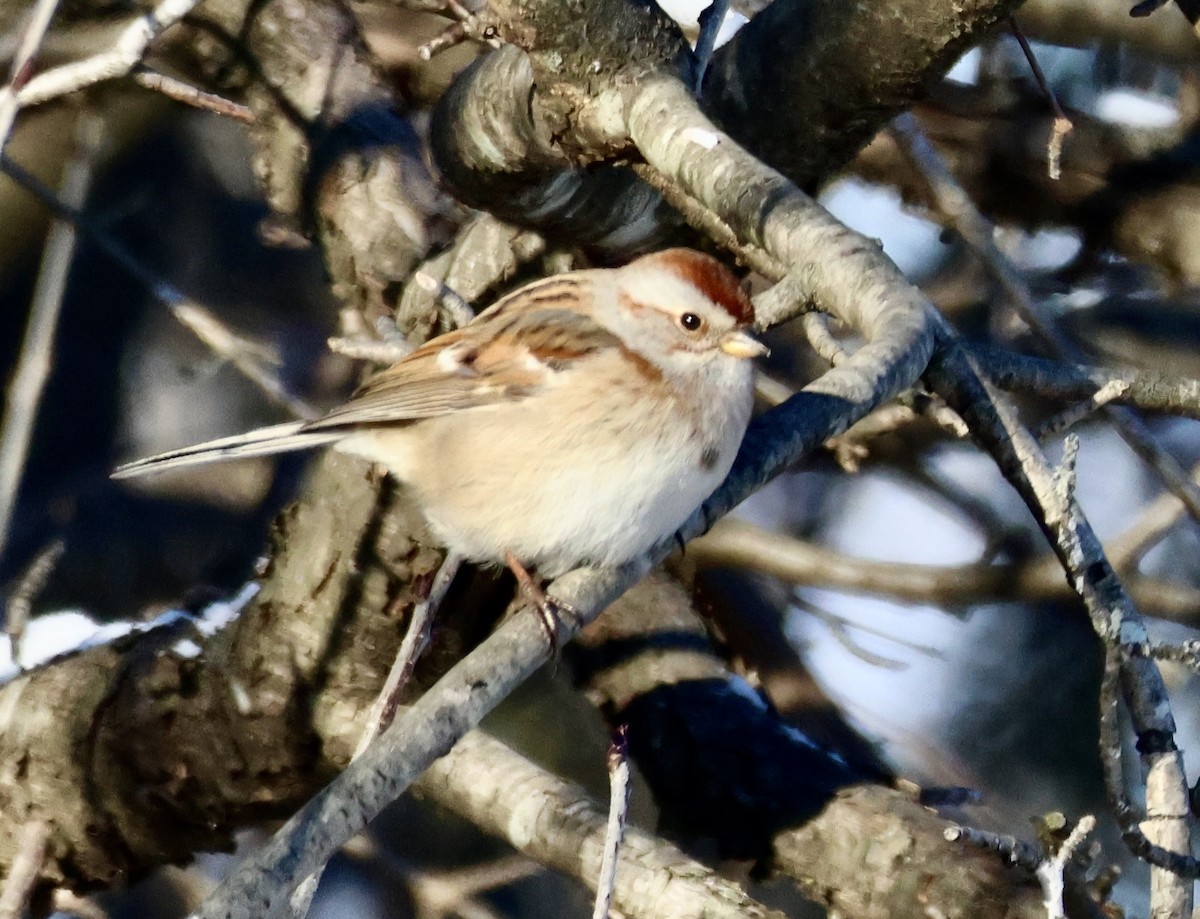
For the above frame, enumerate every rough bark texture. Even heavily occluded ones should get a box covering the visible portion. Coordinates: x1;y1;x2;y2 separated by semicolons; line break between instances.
190;0;448;325
0;454;455;894
703;0;1021;188
775;786;1034;919
428;0;1021;246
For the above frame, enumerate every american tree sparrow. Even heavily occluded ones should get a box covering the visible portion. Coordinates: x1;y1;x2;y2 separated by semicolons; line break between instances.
115;249;766;593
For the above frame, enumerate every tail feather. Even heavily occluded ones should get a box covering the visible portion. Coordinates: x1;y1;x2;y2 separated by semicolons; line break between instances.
112;421;343;479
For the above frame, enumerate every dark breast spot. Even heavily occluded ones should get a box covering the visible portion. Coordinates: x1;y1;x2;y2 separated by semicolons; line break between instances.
699;446;721;472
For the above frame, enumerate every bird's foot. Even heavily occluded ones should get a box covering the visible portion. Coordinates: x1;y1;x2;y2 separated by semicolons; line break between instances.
504;552;576;654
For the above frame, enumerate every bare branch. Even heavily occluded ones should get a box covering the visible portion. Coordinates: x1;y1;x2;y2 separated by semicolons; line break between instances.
971;345;1200;422
4;538;65;669
132;68;254;122
0;110;98;568
189;73;939;917
1032;380;1130;441
0;0;61;151
690;518;1200;622
891;111;1200;533
1008;16;1074;180
1106;457;1200;569
170;303;318;421
591;725;630;919
0;153;319;426
15;0;200;108
1035;815;1096;919
420;730;788;919
0;821;50;919
354;552;464;759
926;322;1197;910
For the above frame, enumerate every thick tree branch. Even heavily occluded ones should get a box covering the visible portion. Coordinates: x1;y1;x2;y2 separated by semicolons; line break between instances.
10;0;1172;914
0;453;455;892
419;729;792;919
190;0;446;321
432;0;1023;252
569;572;1065;919
702;0;1020;188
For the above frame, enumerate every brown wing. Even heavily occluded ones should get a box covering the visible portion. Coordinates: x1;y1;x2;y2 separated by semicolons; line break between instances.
306;306;621;431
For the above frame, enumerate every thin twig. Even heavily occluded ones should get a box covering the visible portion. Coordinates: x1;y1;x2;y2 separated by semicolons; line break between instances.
0;111;100;570
326;337;414;363
1032;380;1130;442
945;824;1043;872
298;554;464;919
592;725;631;919
945;814;1096;919
418;0;502;56
927;322;1198;906
802;311;848;365
420;730;784;919
1035;815;1095;919
0;820;50;919
346;837;540;919
417;22;469;61
0;153;316;424
795;595;921;669
1106;458;1200;569
413;270;477;329
891;112;1200;534
133;68;254;122
822;404;916;472
5;538;65;669
16;0;201;108
1008;16;1074;180
354;551;464;759
691;517;1200;621
0;0;62;152
171;303;318;420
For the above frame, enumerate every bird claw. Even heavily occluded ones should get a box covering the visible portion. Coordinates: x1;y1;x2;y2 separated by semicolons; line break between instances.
504;551;576;655
530;592;578;656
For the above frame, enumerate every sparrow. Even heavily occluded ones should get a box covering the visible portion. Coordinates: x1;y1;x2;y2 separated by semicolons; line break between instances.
115;248;766;595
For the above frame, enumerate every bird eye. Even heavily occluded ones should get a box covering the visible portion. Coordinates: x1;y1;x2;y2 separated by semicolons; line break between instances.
678;312;704;332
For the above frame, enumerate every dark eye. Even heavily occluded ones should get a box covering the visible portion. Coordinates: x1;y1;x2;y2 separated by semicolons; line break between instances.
679;312;703;332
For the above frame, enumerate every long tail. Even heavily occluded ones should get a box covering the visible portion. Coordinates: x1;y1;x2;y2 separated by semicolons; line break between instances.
112;421;344;479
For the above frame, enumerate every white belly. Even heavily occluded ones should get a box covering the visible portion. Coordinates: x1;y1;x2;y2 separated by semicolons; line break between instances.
341;361;753;576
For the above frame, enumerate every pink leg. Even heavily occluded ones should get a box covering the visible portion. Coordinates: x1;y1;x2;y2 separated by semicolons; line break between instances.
505;552;568;651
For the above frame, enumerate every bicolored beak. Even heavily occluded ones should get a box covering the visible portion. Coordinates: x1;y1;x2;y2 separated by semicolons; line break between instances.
720;330;769;359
